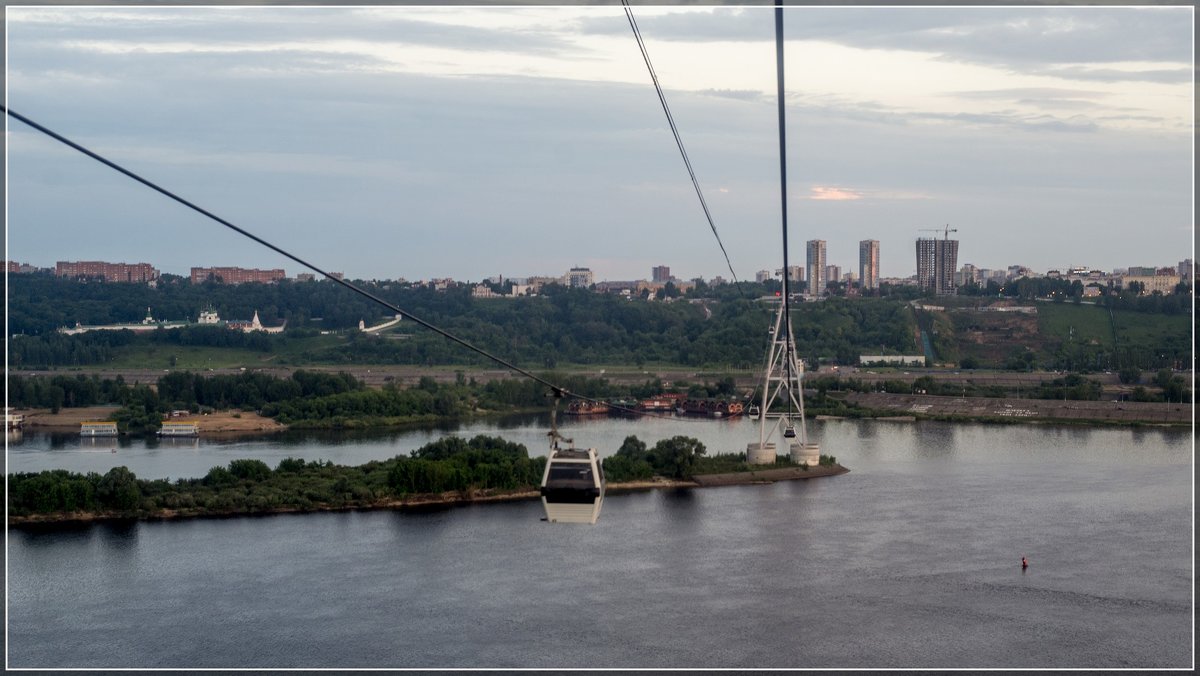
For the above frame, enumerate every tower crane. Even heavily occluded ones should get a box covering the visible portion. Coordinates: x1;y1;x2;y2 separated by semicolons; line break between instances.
920;224;958;240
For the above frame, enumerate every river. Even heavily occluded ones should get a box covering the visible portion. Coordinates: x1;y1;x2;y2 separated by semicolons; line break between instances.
6;416;1193;668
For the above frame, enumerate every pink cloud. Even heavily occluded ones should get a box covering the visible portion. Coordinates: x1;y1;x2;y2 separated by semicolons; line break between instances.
809;186;863;200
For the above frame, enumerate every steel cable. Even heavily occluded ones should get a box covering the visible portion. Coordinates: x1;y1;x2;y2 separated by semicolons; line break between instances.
2;104;700;422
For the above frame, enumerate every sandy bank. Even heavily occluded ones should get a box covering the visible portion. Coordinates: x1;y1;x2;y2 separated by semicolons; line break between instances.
16;406;286;433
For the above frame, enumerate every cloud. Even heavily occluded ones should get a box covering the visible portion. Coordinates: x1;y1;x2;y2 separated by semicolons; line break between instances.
948;87;1109;100
1030;65;1194;85
4;6;1190;281
10;7;578;56
807;186;863;201
698;89;764;102
581;6;1191;74
802;186;936;202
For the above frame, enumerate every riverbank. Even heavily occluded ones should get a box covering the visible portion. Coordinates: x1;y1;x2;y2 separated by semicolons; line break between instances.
7;464;848;527
843;392;1191;426
13;393;1189;440
18;406;288;433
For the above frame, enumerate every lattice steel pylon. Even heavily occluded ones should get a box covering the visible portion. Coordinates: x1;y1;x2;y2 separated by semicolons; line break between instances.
747;296;820;466
746;7;822;468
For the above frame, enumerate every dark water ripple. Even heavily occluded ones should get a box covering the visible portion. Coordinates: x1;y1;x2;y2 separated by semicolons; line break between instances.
6;419;1192;668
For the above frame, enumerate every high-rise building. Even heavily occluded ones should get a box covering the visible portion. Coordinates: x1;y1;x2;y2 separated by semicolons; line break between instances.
652;266;671;283
958;263;980;286
755;269;773;283
858;239;880;290
806;240;827;294
1176;259;1192;281
776;266;803;284
825;265;841;285
57;261;160;283
567;267;594;288
915;237;959;295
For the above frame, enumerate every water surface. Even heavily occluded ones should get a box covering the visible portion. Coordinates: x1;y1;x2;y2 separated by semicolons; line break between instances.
7;418;1192;668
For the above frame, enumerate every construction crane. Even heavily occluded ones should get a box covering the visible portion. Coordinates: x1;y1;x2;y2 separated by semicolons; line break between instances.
920;224;958;240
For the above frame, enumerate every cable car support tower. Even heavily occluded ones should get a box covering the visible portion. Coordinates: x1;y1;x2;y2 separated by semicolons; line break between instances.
747;7;820;468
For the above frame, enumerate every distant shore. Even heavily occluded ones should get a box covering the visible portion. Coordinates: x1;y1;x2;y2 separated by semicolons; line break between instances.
12;385;1191;441
842;392;1191;426
17;406;287;433
7;464;849;527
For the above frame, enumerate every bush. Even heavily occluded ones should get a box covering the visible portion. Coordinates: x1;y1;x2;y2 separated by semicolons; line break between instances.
228;459;270;482
204;465;237;487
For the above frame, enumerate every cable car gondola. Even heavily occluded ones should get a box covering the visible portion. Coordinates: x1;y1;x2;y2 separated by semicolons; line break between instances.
540;430;605;525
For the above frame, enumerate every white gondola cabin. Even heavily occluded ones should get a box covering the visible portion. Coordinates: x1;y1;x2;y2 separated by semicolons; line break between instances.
540;447;605;524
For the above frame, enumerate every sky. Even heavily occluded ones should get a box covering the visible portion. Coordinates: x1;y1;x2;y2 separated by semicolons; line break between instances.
4;5;1194;283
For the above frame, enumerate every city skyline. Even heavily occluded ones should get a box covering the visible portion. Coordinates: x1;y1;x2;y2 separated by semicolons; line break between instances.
19;252;1190;287
5;6;1192;282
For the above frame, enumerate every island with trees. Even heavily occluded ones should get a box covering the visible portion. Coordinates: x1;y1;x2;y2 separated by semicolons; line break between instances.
7;434;845;526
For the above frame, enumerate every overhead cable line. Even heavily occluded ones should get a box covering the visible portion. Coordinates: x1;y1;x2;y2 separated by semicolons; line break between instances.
774;7;796;417
1;104;690;422
621;0;745;293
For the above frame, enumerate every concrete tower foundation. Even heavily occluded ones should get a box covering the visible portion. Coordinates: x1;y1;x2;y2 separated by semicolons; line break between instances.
790;442;820;467
747;442;777;466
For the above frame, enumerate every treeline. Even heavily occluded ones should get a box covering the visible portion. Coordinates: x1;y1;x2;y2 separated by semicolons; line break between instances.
8;432;846;520
600;435;838;483
601;435;708;482
156;369;363;410
1098;287;1191;315
6;370;736;432
960;276;1191;314
9;276;920;368
6;373;143;412
1121;369;1191;403
7;370;365;418
7;435;548;519
262;386;463;426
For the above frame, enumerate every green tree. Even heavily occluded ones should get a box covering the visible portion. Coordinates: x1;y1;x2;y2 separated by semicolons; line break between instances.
651;436;707;479
204;465;237;487
97;466;142;511
616;435;648;461
228;459;271;482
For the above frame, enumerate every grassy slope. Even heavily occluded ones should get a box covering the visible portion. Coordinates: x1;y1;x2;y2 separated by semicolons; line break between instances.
1111;310;1191;347
1037;303;1114;349
104;334;348;369
75;301;1191;373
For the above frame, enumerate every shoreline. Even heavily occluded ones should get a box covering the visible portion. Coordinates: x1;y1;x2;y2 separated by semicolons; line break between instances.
841;392;1191;426
13;380;1194;438
7;464;849;527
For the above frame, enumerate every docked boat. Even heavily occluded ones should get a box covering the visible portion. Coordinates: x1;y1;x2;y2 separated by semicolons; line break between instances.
637;397;676;413
679;399;744;418
4;408;25;429
158;421;200;437
80;421;118;437
564;400;610;416
718;401;745;417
